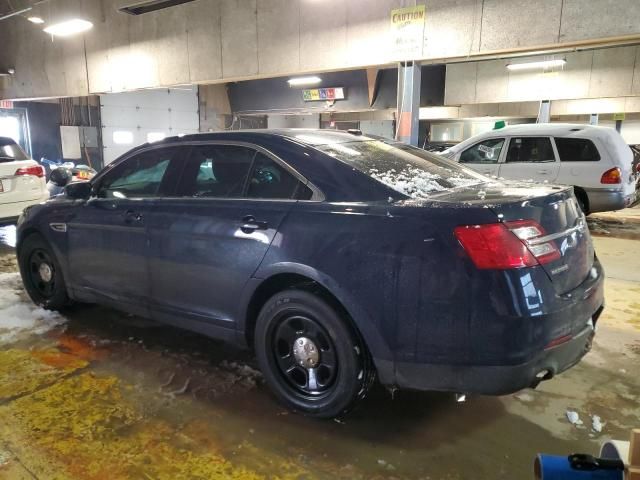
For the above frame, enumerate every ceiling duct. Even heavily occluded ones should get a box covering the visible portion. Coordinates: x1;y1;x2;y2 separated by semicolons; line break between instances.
119;0;196;15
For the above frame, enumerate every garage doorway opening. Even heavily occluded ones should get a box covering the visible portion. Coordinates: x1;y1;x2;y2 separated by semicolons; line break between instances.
0;108;31;156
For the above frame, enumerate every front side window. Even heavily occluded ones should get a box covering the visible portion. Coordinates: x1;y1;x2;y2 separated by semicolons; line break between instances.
97;147;180;199
459;138;505;164
506;137;555;163
555;138;601;162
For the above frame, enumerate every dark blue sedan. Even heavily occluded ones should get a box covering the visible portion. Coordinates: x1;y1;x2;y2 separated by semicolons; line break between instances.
16;129;604;418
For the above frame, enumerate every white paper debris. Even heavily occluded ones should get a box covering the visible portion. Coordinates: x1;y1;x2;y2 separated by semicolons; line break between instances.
591;415;603;433
514;392;534;402
566;410;583;426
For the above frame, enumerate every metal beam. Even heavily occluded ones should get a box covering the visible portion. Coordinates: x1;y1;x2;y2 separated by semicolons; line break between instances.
396;61;420;146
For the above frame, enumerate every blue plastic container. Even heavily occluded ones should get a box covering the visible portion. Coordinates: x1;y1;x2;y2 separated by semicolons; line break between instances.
535;455;624;480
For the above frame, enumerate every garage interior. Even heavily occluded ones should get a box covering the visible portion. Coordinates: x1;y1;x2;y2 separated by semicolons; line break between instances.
1;0;640;479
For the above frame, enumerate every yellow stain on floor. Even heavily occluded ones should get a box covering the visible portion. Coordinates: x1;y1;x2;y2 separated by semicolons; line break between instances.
0;361;312;480
0;349;88;401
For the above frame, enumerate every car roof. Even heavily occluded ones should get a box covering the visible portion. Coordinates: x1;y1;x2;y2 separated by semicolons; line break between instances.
160;129;375;147
448;123;620;152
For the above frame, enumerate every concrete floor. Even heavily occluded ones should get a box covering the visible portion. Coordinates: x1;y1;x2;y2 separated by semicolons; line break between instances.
0;223;638;479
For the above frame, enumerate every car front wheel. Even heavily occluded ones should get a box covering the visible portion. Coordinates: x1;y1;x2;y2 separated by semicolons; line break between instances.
18;233;70;310
254;289;372;418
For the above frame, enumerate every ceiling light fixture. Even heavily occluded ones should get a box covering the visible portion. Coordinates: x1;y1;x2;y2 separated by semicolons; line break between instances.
506;59;566;71
44;19;93;37
27;16;45;24
287;76;322;87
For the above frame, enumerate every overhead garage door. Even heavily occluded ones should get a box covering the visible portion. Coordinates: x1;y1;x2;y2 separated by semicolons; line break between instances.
100;87;199;165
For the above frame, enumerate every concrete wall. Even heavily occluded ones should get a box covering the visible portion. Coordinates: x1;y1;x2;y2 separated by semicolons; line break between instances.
445;45;640;105
3;0;640;99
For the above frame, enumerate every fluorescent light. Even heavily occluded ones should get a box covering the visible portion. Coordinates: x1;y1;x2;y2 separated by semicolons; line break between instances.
287;76;322;87
44;19;93;37
147;132;166;143
506;59;566;71
113;131;133;145
27;16;45;24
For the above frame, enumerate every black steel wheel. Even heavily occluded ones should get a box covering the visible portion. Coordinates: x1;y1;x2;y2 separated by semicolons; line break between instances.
255;289;373;418
18;233;70;310
27;248;57;299
272;313;338;397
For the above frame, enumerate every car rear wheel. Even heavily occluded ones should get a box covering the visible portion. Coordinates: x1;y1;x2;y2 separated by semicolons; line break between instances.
575;188;590;215
18;233;70;310
254;289;372;418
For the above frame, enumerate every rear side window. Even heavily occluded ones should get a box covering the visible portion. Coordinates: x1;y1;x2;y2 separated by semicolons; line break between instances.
178;145;313;200
98;147;181;199
459;138;505;164
0;137;28;162
247;153;311;200
506;137;555;163
555;138;601;162
181;145;254;198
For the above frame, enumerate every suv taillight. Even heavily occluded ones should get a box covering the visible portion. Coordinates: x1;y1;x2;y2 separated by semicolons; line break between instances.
600;167;622;184
15;165;45;178
454;220;560;270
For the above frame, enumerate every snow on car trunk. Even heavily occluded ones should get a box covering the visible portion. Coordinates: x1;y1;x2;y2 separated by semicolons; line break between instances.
0;272;65;344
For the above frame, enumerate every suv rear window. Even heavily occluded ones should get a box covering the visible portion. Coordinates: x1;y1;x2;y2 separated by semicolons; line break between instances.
555;138;601;162
0;137;28;162
318;140;485;199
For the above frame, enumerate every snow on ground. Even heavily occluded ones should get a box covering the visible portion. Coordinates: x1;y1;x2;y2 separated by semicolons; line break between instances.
0;273;66;344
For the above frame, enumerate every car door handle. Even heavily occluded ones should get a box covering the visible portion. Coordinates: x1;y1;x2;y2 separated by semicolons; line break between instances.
537;170;549;174
241;215;268;233
123;210;143;223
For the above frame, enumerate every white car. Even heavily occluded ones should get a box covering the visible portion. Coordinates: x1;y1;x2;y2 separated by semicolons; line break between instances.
441;124;639;213
0;137;49;223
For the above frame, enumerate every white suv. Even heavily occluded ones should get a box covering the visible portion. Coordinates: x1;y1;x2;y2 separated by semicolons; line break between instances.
0;137;49;223
442;124;639;213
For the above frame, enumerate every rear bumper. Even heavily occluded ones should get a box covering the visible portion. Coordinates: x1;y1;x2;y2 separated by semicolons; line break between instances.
584;187;637;213
376;258;605;395
392;319;598;395
0;193;49;222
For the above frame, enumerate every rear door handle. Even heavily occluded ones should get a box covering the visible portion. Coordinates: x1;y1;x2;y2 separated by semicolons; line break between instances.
123;210;143;223
537;170;549;174
241;215;268;233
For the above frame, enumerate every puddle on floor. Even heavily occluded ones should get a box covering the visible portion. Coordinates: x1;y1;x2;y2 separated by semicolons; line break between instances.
0;233;639;479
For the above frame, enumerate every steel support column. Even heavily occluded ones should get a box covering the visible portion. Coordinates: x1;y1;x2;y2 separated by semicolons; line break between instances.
396;61;421;146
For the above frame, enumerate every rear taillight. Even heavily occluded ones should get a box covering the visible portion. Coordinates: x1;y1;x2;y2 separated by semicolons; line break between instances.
15;165;45;178
454;220;560;270
600;167;621;184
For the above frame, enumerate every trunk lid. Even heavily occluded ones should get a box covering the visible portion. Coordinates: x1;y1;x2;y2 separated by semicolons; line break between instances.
429;182;594;294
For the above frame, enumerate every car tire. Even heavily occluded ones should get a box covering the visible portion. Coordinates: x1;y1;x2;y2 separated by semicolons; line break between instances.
254;289;372;418
18;233;70;310
575;189;590;215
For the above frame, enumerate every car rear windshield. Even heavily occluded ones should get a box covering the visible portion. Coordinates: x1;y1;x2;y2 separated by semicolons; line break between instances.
0;137;29;162
317;140;485;199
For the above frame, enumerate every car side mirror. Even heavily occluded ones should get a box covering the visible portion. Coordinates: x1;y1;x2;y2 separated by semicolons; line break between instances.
64;181;93;200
